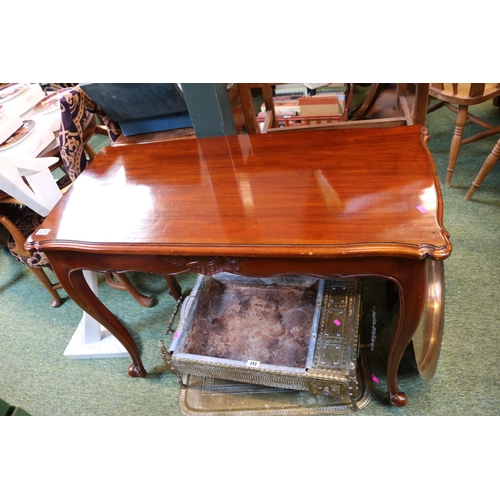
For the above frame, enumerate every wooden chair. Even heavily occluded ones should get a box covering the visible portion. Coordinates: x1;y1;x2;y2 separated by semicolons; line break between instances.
464;136;500;200
51;110;97;190
349;83;429;126
40;85;101;167
427;83;500;187
234;84;278;134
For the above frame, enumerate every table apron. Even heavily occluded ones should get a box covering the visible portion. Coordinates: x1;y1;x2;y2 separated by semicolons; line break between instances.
44;250;425;281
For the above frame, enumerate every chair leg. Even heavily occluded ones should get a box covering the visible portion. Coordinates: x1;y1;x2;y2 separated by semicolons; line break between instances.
84;143;96;162
105;272;156;307
165;275;182;301
465;139;500;200
29;266;63;308
445;105;468;187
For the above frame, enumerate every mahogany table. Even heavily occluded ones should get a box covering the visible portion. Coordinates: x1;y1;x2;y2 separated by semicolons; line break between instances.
26;125;452;407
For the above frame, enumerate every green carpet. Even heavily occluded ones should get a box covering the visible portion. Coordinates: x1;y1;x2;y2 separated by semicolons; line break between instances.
1;99;500;416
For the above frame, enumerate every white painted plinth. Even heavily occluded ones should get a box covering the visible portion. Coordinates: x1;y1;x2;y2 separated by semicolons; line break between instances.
63;270;130;360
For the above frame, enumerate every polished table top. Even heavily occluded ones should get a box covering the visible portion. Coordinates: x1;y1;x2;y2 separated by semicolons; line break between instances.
27;125;451;261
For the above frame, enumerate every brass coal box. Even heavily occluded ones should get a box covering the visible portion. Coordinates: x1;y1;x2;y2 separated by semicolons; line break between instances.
161;273;366;411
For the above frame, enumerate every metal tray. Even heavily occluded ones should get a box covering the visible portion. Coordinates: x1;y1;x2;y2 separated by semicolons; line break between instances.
176;349;372;416
161;274;363;409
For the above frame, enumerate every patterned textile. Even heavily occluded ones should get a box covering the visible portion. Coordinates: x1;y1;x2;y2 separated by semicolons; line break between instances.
0;204;50;268
58;86;122;182
1;88;125;271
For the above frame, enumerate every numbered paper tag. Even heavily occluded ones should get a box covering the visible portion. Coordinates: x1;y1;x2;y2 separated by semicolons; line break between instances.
35;228;51;235
246;359;260;368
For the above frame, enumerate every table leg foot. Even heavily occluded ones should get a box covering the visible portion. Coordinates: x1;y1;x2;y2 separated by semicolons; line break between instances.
390;391;408;407
50;263;149;379
386;260;427;408
128;363;147;378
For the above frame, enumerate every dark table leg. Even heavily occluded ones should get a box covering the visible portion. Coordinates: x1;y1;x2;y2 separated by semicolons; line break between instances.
49;258;147;378
386;259;427;406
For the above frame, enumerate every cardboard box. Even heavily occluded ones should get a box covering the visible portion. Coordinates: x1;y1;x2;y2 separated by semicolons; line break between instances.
299;95;340;117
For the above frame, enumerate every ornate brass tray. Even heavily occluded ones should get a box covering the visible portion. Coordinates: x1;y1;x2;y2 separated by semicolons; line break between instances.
177;349;371;416
161;274;366;411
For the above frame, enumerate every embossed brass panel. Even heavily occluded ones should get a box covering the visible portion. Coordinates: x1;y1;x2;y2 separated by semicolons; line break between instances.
161;274;366;411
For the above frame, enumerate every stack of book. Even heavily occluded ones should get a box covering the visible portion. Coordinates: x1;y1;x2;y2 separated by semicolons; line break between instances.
257;83;348;129
299;95;341;119
308;83;347;94
308;83;348;114
274;83;309;98
270;96;301;116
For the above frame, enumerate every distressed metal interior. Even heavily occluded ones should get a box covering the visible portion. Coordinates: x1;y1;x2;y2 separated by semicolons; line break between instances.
181;276;319;368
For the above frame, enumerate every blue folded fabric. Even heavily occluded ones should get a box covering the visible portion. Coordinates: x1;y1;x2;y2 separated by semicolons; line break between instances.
119;112;192;137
